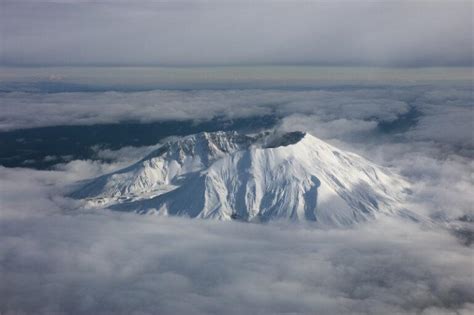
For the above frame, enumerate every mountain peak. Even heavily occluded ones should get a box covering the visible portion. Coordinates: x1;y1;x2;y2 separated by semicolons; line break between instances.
262;131;306;148
71;130;417;226
142;130;253;165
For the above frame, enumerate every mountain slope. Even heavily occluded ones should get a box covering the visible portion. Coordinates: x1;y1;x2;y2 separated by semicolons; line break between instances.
71;131;415;226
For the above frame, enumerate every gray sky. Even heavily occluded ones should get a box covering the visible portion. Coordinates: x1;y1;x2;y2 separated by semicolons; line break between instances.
1;0;472;67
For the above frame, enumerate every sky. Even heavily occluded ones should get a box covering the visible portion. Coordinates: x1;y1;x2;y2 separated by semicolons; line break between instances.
1;0;473;67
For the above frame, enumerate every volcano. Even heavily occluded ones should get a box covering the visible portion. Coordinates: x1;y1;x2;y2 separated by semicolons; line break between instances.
72;131;417;226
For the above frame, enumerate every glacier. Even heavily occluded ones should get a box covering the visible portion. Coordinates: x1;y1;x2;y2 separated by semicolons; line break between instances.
71;131;419;226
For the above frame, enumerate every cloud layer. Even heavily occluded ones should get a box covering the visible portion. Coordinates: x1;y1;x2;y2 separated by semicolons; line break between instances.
1;164;473;315
1;83;472;220
1;1;472;66
0;77;473;314
0;88;412;131
2;85;473;144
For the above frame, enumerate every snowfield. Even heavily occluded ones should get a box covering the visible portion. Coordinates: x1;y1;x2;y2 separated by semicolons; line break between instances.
72;131;421;226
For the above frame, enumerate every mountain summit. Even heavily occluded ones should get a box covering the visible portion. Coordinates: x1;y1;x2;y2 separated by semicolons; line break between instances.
72;131;416;226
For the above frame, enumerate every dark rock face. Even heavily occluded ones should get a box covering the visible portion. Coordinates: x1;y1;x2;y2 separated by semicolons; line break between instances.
264;132;306;148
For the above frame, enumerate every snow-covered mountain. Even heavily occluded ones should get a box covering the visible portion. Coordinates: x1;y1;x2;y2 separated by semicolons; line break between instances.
71;131;417;226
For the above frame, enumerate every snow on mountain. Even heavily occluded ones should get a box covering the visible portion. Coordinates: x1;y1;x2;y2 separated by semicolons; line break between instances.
71;131;418;226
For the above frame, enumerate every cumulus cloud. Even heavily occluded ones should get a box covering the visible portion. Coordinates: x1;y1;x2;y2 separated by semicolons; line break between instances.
361;142;474;220
0;88;413;131
407;105;474;148
1;85;471;148
1;1;472;67
271;87;473;220
1;83;472;221
1;160;474;315
1;83;473;221
278;115;379;139
0;76;472;314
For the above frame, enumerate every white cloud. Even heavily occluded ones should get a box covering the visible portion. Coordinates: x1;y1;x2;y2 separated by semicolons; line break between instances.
278;115;378;139
1;85;472;221
0;81;473;314
0;199;473;314
362;143;474;220
0;89;410;131
408;105;474;148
